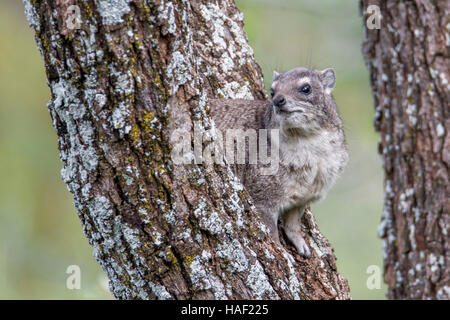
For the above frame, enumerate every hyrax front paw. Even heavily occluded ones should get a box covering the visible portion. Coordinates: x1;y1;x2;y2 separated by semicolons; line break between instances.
284;227;311;258
292;236;311;258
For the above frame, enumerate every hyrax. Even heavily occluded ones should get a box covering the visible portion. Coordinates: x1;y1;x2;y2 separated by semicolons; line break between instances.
210;67;348;257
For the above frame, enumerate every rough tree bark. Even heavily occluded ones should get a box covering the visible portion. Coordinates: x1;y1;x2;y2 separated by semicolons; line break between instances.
360;0;449;299
24;0;350;299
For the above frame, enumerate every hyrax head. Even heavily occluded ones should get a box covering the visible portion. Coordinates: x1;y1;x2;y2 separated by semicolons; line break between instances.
270;67;338;135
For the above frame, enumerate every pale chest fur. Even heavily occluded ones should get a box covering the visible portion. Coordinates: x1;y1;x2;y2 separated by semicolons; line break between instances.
277;129;347;212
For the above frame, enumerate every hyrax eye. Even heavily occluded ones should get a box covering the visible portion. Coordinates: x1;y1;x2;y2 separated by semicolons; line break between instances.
270;88;275;97
299;84;311;95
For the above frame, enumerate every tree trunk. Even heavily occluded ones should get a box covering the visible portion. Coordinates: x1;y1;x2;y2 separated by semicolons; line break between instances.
360;0;449;299
24;0;350;299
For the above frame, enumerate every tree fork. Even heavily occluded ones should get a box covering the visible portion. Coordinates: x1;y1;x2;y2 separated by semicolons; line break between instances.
24;0;350;299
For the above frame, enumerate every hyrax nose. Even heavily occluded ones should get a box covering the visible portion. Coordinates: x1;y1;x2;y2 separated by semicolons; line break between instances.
273;95;286;107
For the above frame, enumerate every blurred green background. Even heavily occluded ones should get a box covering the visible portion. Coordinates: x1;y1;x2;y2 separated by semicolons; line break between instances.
0;0;386;299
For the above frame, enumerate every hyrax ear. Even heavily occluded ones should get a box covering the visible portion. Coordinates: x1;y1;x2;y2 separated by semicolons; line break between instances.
320;68;336;94
273;70;280;80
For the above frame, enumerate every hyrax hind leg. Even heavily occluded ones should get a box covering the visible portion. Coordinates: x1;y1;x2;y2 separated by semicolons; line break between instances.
259;207;281;246
281;206;311;257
